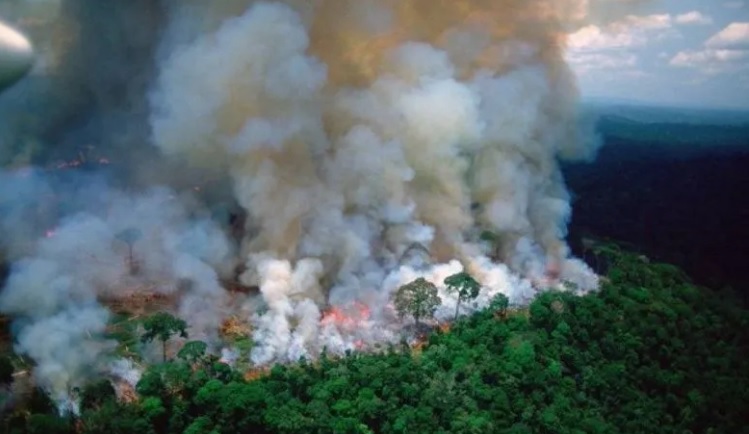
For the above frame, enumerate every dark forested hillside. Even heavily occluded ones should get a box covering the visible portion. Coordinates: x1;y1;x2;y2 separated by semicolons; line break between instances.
565;113;749;298
2;247;747;434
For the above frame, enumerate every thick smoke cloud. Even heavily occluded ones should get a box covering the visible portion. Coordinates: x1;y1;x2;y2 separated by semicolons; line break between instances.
149;0;601;363
0;0;631;409
0;176;234;408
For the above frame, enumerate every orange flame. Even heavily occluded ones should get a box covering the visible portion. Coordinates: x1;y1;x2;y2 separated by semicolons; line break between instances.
354;301;371;320
244;367;270;382
320;306;348;327
320;301;372;329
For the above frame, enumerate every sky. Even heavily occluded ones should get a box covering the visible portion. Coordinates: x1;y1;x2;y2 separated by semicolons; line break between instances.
567;0;749;109
1;0;747;110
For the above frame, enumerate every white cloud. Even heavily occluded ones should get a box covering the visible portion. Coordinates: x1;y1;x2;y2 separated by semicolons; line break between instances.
568;25;636;51
567;14;674;52
671;49;748;67
566;13;677;79
669;22;749;76
706;22;749;49
670;49;749;74
613;14;672;31
567;51;637;74
675;11;713;26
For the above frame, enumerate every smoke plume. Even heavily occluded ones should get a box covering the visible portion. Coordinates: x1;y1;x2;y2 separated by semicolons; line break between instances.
0;0;627;408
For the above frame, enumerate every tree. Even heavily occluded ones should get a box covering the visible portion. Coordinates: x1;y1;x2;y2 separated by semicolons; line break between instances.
444;272;481;321
178;341;208;364
394;277;441;328
115;228;142;275
80;379;116;411
24;414;73;434
489;293;510;319
141;312;188;362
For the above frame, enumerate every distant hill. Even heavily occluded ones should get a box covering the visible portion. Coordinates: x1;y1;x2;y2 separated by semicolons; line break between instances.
565;106;749;297
583;100;749;127
577;102;749;163
594;115;749;157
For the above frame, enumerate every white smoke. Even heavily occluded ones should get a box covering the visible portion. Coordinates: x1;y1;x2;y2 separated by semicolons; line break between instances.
0;0;639;406
0;180;233;403
148;0;600;363
108;358;143;387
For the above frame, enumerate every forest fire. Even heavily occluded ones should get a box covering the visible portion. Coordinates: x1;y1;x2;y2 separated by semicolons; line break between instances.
320;302;371;330
113;380;138;404
4;0;745;432
0;0;602;415
102;290;176;317
220;316;251;339
244;367;270;382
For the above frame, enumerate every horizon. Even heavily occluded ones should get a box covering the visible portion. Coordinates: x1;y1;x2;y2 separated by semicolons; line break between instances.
580;96;749;113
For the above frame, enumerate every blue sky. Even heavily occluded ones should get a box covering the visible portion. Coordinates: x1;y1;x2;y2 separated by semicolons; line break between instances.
567;0;749;109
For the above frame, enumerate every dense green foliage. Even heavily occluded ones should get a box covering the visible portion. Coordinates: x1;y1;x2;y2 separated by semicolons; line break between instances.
141;313;189;362
393;277;441;327
444;272;481;320
2;248;748;433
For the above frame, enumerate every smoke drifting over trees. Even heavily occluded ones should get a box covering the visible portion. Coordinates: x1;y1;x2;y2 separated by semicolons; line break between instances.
0;0;638;407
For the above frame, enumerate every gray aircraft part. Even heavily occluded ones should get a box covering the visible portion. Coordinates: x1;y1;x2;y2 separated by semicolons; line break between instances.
0;19;34;92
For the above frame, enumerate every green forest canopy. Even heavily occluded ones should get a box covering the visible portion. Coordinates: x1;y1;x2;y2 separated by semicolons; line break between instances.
1;246;748;434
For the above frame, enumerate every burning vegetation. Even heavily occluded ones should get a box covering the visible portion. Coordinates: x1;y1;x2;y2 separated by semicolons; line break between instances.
320;303;372;330
219;316;251;340
0;0;621;416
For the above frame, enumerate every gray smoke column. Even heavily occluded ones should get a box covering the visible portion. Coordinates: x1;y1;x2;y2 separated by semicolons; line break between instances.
149;0;601;363
0;3;234;407
0;0;636;406
0;177;234;409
